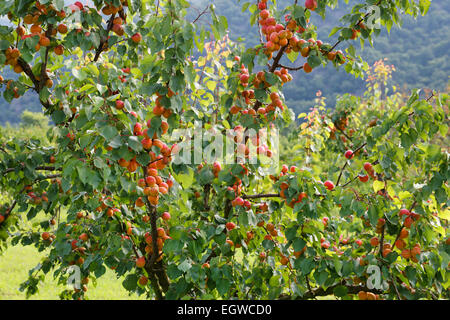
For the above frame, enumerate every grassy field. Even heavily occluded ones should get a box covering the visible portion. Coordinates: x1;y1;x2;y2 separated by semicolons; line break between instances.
0;243;144;300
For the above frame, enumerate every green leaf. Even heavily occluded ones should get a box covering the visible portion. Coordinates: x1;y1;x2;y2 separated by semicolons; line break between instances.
293;238;306;252
307;55;321;68
76;164;89;184
0;40;10;50
333;285;348;297
122;274;138;291
216;278;230;295
329;27;342;37
178;259;192;273
99;126;119;141
373;180;384;193
287;51;299;63
128;136;143;152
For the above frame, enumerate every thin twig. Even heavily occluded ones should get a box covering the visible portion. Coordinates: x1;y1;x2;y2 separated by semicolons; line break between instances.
328;0;383;53
192;4;210;24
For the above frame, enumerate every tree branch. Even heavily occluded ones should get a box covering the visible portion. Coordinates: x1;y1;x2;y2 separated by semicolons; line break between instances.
38;24;53;92
279;283;383;300
242;193;280;199
327;0;383;53
335;162;348;187
203;183;211;211
94;14;116;62
269;45;288;72
336;142;367;187
3;166;62;175
277;63;303;71
192;4;210;24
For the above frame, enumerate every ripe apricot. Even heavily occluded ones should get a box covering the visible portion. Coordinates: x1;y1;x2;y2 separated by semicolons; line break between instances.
370;237;379;247
357;291;367;300
366;292;377;300
401;249;411;259
30;24;42;34
303;62;312;73
399;228;409;239
54;45;64;55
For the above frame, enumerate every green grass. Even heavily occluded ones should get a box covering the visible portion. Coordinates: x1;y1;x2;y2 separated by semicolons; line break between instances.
0;243;144;300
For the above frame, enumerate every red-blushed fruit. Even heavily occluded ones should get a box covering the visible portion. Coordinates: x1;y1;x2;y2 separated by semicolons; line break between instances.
139;276;148;286
138;178;146;188
161;212;171;221
226;222;236;231
382;247;392;257
232;197;244;207
370;237;379;247
147;168;158;177
305;0;318;11
395;239;406;250
411;244;421;256
324;180;335;191
399;228;409;239
146;176;156;186
54;44;64;55
367;292;377;300
157;227;166;238
142;138;152;149
355;239;363;247
259;252;266;261
322;217;329;226
404;216;414;228
131;33;142;43
297;192;307;203
350;28;360;40
303;62;312;73
136;256;146;268
399;208;410;216
260;9;269;19
321;241;330;249
202;262;210;269
74;1;84;10
401;249;411;259
79;233;88;241
363;162;373;172
0;215;5;223
280;255;289;265
358;291;367;300
344;150;354;159
115;100;124;109
133;123;143;135
42;232;50;240
265;223;275;232
358;174;369;182
135;197;145;207
57;24;68;34
213;161;221;174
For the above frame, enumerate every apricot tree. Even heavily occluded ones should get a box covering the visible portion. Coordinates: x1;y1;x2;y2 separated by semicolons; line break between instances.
0;0;448;300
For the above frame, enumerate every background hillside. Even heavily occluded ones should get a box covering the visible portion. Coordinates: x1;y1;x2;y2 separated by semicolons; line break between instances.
0;0;449;124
